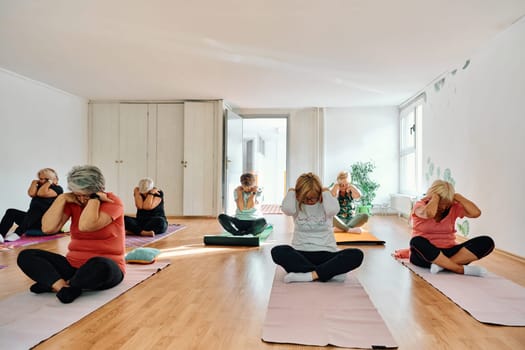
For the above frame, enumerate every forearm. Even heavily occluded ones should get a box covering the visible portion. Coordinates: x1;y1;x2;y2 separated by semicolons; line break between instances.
78;199;109;231
330;185;339;197
281;189;297;215
348;185;361;199
28;181;39;197
415;197;438;219
322;191;340;216
42;196;67;233
36;181;57;198
455;193;481;218
134;194;144;209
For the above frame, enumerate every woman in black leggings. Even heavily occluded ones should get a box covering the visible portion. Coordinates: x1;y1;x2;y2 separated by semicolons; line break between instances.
17;165;125;304
410;180;494;277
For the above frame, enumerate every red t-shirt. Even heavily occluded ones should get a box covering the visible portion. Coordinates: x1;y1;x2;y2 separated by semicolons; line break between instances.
64;192;126;273
411;200;465;248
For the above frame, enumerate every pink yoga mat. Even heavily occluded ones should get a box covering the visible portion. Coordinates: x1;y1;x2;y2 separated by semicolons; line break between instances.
0;233;66;249
396;258;525;326
262;269;397;348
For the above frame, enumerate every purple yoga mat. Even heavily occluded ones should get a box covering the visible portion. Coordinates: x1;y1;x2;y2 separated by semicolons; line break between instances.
125;224;185;248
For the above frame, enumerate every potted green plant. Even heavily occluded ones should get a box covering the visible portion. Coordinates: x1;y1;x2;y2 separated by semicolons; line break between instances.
350;161;380;215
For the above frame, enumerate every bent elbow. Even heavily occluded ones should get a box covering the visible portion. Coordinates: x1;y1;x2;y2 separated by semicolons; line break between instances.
41;224;56;234
78;222;96;232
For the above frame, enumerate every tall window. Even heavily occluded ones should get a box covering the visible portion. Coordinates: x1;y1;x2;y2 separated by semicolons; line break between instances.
400;97;424;195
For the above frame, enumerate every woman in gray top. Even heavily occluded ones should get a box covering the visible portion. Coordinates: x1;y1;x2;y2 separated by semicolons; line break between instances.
271;172;363;283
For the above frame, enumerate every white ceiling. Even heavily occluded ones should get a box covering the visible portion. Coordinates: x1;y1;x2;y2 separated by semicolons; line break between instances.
1;1;524;108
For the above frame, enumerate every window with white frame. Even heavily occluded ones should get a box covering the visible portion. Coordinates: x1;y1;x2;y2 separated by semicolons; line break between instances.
399;96;424;195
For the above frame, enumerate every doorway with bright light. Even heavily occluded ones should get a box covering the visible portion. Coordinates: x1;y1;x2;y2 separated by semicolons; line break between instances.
224;114;287;215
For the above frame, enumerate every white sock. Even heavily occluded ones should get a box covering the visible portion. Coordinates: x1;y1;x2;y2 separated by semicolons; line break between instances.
331;273;347;282
284;272;313;283
5;232;21;242
463;265;487;277
346;227;362;234
430;263;444;274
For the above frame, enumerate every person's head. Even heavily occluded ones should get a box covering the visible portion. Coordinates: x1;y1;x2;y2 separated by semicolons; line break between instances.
427;180;455;211
138;177;154;194
240;173;256;191
295;172;323;209
37;168;58;184
336;171;351;191
67;165;105;204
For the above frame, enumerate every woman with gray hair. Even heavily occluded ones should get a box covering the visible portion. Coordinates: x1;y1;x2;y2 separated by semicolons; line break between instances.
409;180;494;277
124;177;168;237
0;168;63;242
17;165;125;304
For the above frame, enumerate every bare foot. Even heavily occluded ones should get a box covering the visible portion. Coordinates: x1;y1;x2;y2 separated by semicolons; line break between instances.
346;227;362;234
140;230;155;237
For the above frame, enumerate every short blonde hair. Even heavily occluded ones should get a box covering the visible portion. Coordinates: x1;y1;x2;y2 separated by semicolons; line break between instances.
295;172;322;210
427;180;455;202
138;177;154;194
336;171;350;183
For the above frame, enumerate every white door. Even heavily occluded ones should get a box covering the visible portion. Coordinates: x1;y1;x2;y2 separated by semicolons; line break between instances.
183;102;216;215
156;103;184;216
224;110;243;214
90;103;119;194
119;104;149;214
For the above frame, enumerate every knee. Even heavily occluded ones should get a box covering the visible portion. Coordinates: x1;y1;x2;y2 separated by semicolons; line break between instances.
409;236;428;248
477;235;495;256
342;248;364;265
271;245;293;262
17;249;37;266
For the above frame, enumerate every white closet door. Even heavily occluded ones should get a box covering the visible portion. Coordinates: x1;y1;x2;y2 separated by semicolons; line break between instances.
183;102;215;215
156;103;184;216
90;103;119;194
224;110;243;215
119;104;149;214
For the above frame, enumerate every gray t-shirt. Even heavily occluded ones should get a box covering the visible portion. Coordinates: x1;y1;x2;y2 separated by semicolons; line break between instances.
281;190;340;252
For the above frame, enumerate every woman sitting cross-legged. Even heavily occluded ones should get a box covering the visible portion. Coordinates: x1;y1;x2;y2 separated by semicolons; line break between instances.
410;180;495;277
217;173;267;236
124;177;168;237
17;165;126;304
271;172;364;283
330;170;368;234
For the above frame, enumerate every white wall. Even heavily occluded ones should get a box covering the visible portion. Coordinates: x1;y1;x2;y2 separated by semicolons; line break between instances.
0;68;88;218
420;17;525;257
324;106;399;207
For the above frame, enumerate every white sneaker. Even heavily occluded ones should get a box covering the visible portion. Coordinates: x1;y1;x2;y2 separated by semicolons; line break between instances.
5;232;21;242
0;235;4;243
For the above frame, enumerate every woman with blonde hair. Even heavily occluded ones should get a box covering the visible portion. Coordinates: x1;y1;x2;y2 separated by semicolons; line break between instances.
410;180;494;277
124;177;168;237
331;171;368;233
271;172;363;283
0;168;63;242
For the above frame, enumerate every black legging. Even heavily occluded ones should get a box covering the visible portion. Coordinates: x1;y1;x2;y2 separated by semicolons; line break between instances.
218;214;267;236
271;245;364;282
409;235;495;268
124;216;168;235
17;249;124;291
